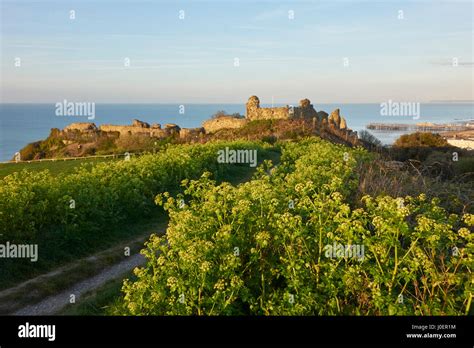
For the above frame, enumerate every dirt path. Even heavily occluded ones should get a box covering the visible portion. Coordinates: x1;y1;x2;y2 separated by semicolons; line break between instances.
14;253;145;315
0;221;166;315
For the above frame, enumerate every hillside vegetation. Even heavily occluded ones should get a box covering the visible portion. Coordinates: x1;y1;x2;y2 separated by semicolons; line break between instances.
2;129;472;315
114;138;473;316
0;141;276;287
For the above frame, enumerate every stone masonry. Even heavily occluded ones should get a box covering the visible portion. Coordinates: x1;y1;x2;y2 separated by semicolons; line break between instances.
245;95;320;121
60;96;358;144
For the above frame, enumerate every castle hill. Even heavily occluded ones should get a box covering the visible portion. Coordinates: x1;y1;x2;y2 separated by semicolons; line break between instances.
15;96;360;161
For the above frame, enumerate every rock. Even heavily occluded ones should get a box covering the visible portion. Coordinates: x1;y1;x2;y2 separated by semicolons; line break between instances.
165;123;180;130
164;124;180;135
150;129;167;138
317;111;328;121
202;116;247;133
132;119;150;128
329;109;341;128
246;96;261;119
299;98;311;108
340;117;347;130
151;123;161;129
247;95;260;108
64;123;97;132
179;127;205;139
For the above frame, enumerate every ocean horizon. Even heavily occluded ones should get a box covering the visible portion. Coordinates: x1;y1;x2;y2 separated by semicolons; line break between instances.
1;102;473;162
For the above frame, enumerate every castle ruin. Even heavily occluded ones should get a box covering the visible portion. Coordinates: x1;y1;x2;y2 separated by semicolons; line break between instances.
203;96;354;138
63;119;203;140
245;95;321;121
60;95;358;147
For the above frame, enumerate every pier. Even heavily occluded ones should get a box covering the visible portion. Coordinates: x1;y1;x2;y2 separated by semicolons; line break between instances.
367;122;472;132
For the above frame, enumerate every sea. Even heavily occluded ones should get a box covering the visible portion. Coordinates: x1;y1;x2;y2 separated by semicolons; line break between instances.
0;103;473;162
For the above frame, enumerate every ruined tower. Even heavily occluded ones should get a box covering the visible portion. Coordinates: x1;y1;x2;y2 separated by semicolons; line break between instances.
246;96;261;119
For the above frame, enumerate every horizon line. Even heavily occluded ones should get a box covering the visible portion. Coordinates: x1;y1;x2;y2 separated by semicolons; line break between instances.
1;101;474;105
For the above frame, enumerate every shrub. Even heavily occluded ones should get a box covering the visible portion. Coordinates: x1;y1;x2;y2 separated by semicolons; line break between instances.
116;139;472;316
394;132;449;148
359;130;382;147
454;157;474;177
261;135;277;145
18;141;41;161
0;140;269;243
212;111;244;119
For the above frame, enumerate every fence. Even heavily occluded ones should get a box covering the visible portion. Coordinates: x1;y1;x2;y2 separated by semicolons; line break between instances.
0;152;145;165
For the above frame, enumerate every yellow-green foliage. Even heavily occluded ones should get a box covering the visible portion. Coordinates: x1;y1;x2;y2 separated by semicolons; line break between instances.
0;141;269;242
117;138;472;316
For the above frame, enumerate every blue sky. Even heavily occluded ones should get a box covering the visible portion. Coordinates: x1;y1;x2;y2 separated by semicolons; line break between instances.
1;0;472;103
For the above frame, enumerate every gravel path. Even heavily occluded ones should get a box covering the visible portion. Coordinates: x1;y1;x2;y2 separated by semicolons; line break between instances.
14;253;146;315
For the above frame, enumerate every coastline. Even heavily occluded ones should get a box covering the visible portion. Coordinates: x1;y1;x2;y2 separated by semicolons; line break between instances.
442;129;474;149
1;103;473;161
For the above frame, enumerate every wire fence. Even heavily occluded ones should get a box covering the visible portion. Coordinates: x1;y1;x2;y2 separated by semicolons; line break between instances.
0;152;145;165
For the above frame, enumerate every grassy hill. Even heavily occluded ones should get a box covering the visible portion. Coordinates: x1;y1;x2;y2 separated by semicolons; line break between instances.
0;157;117;179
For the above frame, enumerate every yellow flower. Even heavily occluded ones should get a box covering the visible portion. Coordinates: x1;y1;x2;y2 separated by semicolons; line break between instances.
256;231;271;248
167;276;178;289
214;279;225;291
200;261;211;273
459;228;470;239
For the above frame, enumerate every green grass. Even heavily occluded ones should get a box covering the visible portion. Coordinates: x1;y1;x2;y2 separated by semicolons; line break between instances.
56;149;283;315
219;148;280;185
0;222;154;314
0;148;281;180
0;147;281;292
0;214;166;291
0;157;118;178
58;274;134;315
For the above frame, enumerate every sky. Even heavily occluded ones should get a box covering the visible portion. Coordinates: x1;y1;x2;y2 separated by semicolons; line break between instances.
0;0;473;104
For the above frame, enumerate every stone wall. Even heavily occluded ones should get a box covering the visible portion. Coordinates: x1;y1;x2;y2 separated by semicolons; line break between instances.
246;96;289;120
60;119;186;139
202;116;247;133
202;96;356;138
64;122;98;132
292;99;319;120
98;121;179;138
245;96;320;121
100;125;150;136
179;127;205;139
